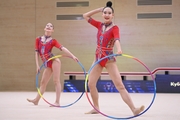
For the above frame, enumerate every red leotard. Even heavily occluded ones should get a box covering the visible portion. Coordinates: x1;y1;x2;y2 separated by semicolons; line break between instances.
35;36;63;68
88;18;120;67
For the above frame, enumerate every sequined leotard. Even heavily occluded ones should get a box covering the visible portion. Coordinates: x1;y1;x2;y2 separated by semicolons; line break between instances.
88;18;120;67
35;36;63;68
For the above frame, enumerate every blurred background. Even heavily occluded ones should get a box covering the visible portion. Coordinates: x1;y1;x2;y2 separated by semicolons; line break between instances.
0;0;179;92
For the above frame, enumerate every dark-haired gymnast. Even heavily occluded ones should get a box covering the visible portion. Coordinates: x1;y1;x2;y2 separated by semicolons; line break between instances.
83;1;144;115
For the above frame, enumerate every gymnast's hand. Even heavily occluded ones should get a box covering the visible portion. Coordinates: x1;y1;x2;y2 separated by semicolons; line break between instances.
115;40;122;55
36;66;40;73
117;50;122;55
99;7;104;12
72;56;79;62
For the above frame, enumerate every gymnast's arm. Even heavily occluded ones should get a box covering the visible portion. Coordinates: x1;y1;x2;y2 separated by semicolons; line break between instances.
35;51;40;73
115;40;122;55
83;7;104;21
61;47;78;61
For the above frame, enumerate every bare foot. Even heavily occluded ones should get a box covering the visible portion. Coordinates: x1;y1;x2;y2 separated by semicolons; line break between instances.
85;109;99;114
133;105;145;116
49;102;60;107
27;98;38;105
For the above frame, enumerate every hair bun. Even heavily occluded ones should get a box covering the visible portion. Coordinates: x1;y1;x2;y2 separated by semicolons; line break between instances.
106;1;112;7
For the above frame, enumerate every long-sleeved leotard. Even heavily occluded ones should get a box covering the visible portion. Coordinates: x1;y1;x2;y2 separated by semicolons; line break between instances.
35;36;63;68
88;18;120;67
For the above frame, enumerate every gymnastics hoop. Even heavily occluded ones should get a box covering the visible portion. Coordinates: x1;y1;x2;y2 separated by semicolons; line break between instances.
36;55;86;108
85;54;156;119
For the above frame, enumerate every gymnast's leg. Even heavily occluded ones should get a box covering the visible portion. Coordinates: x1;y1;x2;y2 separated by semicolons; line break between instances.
105;61;144;115
85;61;103;114
27;68;52;105
51;58;61;106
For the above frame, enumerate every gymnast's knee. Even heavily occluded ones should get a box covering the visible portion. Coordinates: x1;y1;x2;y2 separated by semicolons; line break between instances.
115;83;126;91
40;80;48;86
88;81;96;90
53;79;60;85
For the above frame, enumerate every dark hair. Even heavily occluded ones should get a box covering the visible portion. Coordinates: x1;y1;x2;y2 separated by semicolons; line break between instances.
103;1;114;13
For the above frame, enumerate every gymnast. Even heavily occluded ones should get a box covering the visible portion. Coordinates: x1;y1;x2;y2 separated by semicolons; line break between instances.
83;1;144;115
27;23;78;106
